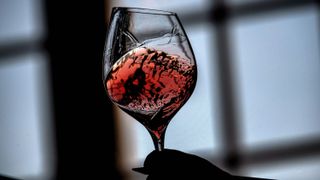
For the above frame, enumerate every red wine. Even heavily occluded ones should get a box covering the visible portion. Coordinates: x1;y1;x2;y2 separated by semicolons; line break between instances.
106;47;196;138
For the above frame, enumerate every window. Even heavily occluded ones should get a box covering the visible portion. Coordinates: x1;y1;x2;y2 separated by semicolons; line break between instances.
0;0;55;179
231;5;320;147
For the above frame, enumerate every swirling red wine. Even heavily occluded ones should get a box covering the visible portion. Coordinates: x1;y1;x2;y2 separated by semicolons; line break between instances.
105;47;196;138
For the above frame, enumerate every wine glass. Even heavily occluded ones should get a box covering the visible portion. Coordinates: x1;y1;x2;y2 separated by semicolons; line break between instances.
103;7;197;151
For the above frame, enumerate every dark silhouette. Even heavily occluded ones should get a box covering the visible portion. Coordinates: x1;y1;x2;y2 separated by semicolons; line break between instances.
0;175;19;180
133;149;274;180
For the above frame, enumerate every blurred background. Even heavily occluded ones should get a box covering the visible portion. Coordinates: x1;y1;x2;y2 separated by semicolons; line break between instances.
0;0;319;179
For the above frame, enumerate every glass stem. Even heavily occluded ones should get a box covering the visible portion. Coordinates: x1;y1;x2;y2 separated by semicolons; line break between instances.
148;127;167;152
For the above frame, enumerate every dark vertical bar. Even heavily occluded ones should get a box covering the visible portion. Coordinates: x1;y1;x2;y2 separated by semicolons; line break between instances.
210;1;242;172
44;1;120;179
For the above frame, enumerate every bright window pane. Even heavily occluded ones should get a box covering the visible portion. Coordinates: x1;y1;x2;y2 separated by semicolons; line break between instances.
0;53;54;179
0;0;44;44
231;6;320;147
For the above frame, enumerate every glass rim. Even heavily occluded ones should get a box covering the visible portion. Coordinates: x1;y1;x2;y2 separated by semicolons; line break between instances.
112;7;176;16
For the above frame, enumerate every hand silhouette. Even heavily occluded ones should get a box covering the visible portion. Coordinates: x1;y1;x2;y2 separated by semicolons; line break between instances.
133;149;274;180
